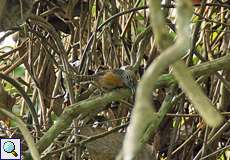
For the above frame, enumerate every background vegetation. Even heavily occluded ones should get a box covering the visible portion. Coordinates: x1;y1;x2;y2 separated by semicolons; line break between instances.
0;0;229;159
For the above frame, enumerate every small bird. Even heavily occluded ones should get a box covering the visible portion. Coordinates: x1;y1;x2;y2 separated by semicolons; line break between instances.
74;69;137;93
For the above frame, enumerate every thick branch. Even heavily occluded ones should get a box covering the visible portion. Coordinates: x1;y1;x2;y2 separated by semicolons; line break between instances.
36;89;131;153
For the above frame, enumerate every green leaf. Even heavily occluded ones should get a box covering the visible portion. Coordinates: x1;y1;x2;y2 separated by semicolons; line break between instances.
211;31;218;41
135;15;144;21
13;65;25;77
192;55;199;65
91;4;96;17
136;26;146;34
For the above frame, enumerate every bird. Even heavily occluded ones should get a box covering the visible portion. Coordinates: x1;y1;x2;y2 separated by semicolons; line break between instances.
74;69;137;93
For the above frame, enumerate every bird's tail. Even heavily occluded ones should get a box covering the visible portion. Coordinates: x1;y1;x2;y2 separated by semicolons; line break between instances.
73;75;96;83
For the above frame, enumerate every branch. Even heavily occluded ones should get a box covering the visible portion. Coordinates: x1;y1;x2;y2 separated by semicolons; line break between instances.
0;73;39;127
36;89;131;153
0;108;40;160
120;0;194;159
